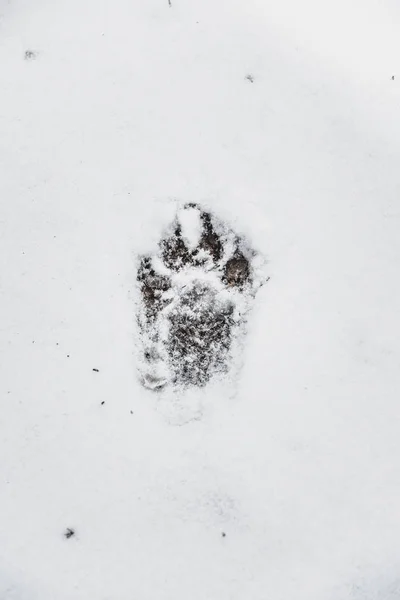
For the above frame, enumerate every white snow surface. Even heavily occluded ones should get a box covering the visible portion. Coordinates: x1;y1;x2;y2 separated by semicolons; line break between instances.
177;205;202;249
1;0;400;598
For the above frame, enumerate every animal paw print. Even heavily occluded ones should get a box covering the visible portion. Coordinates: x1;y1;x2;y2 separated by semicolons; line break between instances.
137;203;263;390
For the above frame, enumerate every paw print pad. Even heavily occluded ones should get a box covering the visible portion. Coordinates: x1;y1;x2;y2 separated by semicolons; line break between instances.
136;204;263;390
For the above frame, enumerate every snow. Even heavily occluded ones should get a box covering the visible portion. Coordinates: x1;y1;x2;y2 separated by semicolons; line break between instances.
1;0;400;598
177;205;202;250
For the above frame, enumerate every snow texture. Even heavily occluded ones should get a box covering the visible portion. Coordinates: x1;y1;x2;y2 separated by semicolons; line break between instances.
1;0;400;599
177;205;202;250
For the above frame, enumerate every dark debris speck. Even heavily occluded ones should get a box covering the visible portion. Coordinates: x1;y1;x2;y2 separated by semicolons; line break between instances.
64;528;75;539
24;50;36;60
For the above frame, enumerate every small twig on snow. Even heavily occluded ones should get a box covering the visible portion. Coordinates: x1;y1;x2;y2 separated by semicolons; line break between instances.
64;528;75;539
